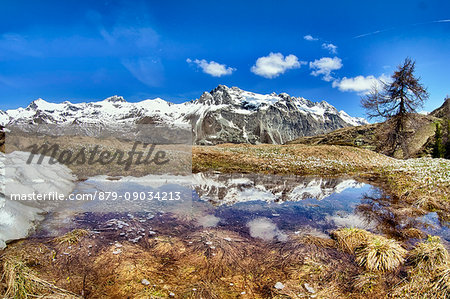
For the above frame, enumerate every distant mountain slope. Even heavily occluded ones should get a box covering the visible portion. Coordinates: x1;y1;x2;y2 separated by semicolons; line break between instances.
431;97;450;120
0;85;367;145
289;111;445;158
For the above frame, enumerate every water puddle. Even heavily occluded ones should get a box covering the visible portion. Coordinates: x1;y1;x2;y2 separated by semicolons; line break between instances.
29;173;449;244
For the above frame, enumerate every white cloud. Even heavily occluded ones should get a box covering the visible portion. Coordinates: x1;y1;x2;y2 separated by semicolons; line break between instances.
247;218;287;242
251;52;305;79
304;34;318;41
309;57;343;81
322;43;337;54
332;74;390;94
186;58;235;77
123;56;164;87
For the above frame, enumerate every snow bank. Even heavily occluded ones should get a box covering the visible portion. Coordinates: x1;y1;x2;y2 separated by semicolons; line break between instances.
0;151;76;249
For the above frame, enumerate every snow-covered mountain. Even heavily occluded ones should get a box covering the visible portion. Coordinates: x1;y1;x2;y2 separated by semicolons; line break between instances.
0;85;367;144
192;173;365;205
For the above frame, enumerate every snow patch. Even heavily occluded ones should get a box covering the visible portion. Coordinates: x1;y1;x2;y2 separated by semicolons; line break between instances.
0;151;76;249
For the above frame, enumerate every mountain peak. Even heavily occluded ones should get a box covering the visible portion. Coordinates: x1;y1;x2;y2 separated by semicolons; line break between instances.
27;98;51;110
212;84;230;92
104;96;126;103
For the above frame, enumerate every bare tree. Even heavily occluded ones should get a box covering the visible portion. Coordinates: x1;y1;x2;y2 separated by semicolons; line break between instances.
361;58;429;157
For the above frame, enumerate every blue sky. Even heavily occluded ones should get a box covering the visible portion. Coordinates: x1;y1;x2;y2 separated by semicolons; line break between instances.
0;0;449;118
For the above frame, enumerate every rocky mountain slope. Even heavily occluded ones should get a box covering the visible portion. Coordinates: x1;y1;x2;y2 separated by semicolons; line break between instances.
290;98;450;158
0;85;367;145
430;97;450;119
192;173;364;205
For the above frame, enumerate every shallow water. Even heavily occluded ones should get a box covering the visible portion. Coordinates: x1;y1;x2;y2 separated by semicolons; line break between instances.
30;173;449;244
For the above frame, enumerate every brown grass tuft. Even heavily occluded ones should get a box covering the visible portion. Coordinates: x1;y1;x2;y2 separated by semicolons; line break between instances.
331;228;372;253
355;235;407;272
54;229;89;246
299;234;335;248
409;235;449;272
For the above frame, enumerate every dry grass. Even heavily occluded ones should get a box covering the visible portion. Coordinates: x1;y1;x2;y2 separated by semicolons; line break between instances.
192;143;392;176
352;272;381;294
409;235;449;272
146;236;187;257
391;264;450;298
53;229;89;246
299;234;336;248
331;228;408;273
1;256;80;298
355;235;407;272
331;228;372;253
432;266;450;296
2;257;38;299
6;225;443;298
388;237;450;298
400;227;427;240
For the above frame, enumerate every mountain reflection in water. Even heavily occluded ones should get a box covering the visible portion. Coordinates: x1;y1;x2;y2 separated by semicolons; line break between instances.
30;173;449;245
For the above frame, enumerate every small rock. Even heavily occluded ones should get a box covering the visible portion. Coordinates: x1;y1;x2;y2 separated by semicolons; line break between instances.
169;292;175;297
115;243;123;248
141;279;150;286
274;282;285;290
304;283;315;294
205;241;213;245
129;236;142;243
112;249;122;255
224;237;232;241
241;291;246;295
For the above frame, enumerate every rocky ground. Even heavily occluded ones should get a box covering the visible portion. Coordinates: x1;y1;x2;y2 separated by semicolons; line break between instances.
0;126;4;153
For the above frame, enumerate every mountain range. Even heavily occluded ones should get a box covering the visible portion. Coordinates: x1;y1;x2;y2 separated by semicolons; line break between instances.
192;173;365;205
0;85;367;144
